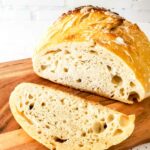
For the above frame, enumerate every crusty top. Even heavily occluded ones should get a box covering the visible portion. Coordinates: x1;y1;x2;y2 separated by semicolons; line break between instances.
36;5;150;92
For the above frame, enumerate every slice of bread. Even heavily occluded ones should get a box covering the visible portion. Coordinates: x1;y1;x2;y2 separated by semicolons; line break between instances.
33;5;150;104
9;83;135;150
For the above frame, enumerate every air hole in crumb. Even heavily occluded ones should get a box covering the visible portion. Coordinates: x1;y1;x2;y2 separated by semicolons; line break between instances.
104;123;107;129
120;88;124;96
60;99;65;105
90;50;97;54
29;103;34;110
113;129;123;136
105;141;108;146
94;115;98;119
84;103;88;108
41;102;46;107
55;60;58;66
78;55;82;59
78;143;84;147
38;130;42;134
25;101;29;105
63;68;68;72
28;94;33;99
92;122;102;133
87;128;93;134
74;107;78;111
46;125;50;129
81;132;86;137
63;120;66;123
41;65;47;70
85;119;88;123
107;65;111;71
45;49;61;55
111;94;114;98
111;75;122;85
87;141;92;145
76;79;82;82
85;111;88;115
112;123;115;126
47;56;51;60
101;118;105;121
51;70;55;73
64;50;70;54
119;115;129;127
130;81;135;87
111;91;114;94
53;136;67;143
20;103;23;108
128;92;139;102
34;115;38;118
107;115;114;122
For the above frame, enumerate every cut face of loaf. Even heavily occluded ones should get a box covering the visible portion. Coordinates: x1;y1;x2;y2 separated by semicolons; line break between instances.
10;83;135;150
33;5;150;104
33;43;145;104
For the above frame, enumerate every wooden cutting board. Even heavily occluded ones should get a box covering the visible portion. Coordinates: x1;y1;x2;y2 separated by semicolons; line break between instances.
0;58;150;150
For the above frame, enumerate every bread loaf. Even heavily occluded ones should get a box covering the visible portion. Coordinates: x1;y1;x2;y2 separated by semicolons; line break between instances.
33;5;150;104
9;83;135;150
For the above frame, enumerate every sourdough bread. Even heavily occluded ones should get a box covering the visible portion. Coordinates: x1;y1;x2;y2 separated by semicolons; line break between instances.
33;5;150;104
9;83;135;150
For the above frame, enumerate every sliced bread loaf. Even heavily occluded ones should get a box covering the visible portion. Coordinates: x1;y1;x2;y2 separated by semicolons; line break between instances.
33;5;150;104
9;83;135;150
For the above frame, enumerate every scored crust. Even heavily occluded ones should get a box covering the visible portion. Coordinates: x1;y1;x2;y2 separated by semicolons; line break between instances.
33;5;150;103
60;5;121;19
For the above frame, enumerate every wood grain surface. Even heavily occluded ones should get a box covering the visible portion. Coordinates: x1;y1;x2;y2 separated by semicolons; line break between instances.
0;58;150;150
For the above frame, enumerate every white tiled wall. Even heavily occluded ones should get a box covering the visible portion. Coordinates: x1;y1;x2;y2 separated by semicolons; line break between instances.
0;0;150;62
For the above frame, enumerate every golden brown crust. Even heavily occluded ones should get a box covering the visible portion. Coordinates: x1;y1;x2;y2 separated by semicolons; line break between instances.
36;5;150;94
61;5;121;19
